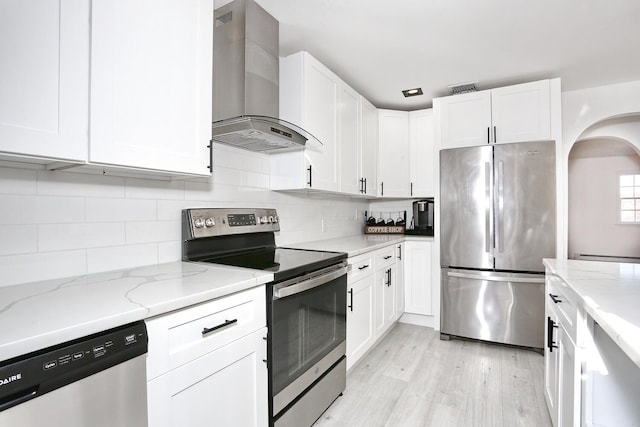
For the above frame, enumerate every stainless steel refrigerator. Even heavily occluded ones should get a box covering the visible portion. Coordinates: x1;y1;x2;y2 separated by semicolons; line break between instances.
440;140;556;349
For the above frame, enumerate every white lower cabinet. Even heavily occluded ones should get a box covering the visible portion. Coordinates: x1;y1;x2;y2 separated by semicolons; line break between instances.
346;258;375;370
147;327;268;427
146;286;267;426
403;240;433;316
544;270;581;427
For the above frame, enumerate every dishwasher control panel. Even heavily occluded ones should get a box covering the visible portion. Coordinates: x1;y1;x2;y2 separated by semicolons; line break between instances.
0;321;147;413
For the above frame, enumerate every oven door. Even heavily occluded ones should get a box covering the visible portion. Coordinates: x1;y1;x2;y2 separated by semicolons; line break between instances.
269;263;347;416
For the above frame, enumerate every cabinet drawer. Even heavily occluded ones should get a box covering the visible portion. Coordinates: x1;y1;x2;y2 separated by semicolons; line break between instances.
546;274;578;342
146;285;266;380
348;253;375;280
376;246;396;269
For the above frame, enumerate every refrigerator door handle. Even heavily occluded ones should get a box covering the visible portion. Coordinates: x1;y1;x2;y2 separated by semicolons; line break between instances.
485;162;492;254
496;160;505;253
447;271;545;283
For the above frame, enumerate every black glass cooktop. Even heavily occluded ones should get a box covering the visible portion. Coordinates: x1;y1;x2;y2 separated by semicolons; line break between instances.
193;247;347;283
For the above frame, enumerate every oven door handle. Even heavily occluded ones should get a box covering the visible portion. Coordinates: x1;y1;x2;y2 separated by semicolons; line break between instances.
273;265;348;300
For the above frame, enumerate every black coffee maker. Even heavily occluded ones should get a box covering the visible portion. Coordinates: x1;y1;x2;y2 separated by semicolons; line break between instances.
407;199;434;236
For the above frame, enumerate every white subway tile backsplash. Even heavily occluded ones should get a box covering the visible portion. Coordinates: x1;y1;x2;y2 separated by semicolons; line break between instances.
0;196;37;224
126;221;180;244
158;241;181;263
211;166;245;186
0;168;37;194
0;225;37;255
36;170;125;197
124;178;186;200
38;223;125;252
87;243;158;274
0;250;87;287
86;198;156;222
35;197;86;224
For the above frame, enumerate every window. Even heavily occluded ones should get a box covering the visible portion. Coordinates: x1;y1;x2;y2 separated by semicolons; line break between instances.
620;173;640;223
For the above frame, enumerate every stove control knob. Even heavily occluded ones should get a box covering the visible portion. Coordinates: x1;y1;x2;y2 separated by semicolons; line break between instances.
273;216;279;224
259;216;268;224
205;218;215;227
268;215;275;223
194;218;205;228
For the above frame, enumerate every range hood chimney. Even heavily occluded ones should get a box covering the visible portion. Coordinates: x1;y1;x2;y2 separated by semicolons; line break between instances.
212;0;319;153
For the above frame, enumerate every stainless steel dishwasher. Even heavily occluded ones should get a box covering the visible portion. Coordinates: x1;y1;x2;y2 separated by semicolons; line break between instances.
0;321;148;426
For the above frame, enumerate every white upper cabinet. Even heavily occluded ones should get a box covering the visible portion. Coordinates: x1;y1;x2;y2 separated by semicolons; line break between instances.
378;108;436;198
0;0;89;162
378;109;410;197
276;51;340;191
90;0;213;176
339;82;361;195
360;97;378;197
409;109;435;197
438;79;553;149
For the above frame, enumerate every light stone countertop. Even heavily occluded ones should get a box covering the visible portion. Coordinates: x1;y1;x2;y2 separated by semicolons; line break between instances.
285;234;433;258
543;258;640;369
0;262;272;362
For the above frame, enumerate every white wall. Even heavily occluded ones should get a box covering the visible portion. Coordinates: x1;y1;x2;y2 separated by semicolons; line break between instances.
0;144;367;287
568;153;640;258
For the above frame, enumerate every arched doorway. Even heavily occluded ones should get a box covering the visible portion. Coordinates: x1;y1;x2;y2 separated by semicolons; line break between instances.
567;115;640;261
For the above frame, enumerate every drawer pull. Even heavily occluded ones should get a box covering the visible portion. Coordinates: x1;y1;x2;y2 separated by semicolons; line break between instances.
549;293;563;304
358;265;370;270
383;255;392;260
202;319;238;336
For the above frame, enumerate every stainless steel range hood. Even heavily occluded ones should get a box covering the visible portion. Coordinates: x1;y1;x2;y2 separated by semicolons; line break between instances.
212;0;320;153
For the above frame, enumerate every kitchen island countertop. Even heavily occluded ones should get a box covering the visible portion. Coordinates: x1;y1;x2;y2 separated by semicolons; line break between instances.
0;262;273;362
543;258;640;369
285;234;432;258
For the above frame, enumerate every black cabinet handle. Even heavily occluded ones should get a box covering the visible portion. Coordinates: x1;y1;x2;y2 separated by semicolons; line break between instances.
202;319;238;336
410;182;413;196
359;178;364;194
307;165;312;187
383;255;392;260
487;127;490;144
207;139;213;172
387;268;392;286
358;264;370;270
364;178;367;194
493;126;497;143
397;245;402;260
549;293;562;304
547;316;558;352
348;288;354;312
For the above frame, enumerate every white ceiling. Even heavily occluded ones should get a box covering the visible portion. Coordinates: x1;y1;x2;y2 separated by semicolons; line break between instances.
249;0;640;110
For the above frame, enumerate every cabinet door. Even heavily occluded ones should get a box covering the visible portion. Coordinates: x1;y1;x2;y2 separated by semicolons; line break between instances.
339;82;360;195
409;109;435;197
491;80;550;144
439;90;491;149
378;109;410;197
147;328;268;427
303;54;340;191
0;0;88;162
395;244;405;321
544;308;560;427
558;327;578;427
404;241;432;315
346;273;375;370
360;97;378;196
90;0;212;176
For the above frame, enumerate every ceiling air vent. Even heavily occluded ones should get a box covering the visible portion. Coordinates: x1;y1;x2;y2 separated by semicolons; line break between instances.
448;81;478;95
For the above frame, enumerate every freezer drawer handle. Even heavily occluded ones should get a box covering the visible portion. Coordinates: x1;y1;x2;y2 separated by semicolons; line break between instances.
447;271;545;283
202;318;238;336
549;293;563;304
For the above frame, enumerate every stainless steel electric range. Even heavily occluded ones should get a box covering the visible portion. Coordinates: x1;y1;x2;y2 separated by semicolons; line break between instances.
182;208;347;427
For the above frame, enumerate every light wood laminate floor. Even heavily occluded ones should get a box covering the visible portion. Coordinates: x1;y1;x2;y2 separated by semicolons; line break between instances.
314;323;552;427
